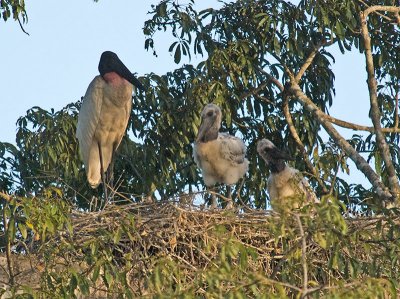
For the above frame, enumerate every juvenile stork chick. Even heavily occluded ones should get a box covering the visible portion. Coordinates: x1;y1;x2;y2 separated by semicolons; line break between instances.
193;104;249;209
257;138;318;209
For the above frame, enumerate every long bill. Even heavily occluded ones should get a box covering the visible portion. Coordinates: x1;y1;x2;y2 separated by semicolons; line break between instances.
196;116;215;142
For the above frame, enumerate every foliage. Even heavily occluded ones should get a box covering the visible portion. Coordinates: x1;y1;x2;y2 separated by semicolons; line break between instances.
140;0;400;206
0;103;99;205
1;0;399;211
0;0;26;23
1;195;400;297
2;0;400;297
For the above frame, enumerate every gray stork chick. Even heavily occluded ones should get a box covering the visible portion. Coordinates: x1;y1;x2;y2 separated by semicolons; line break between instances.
257;138;318;209
193;104;249;208
76;51;144;200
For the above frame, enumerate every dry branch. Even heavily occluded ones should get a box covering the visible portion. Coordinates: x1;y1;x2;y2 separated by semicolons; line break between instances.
295;214;308;298
324;114;400;133
282;94;329;194
1;201;400;297
282;43;330;194
360;5;400;197
2;203;14;287
287;83;393;201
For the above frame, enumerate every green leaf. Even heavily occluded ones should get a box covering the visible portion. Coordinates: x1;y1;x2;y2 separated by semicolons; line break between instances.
335;21;345;39
18;222;28;239
8;217;16;241
168;41;178;53
104;269;114;288
174;44;181;64
45;218;55;233
92;264;101;282
314;232;327;249
273;36;281;53
69;273;78;293
78;277;90;295
113;227;122;244
158;2;167;18
225;110;232;127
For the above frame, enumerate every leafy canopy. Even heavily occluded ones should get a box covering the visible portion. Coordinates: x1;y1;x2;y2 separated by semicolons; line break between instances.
1;0;400;212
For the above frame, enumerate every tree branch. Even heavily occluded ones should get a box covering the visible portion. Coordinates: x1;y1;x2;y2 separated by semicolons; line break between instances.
325;114;400;133
282;39;336;194
363;5;400;17
2;199;15;286
239;81;274;104
360;7;400;197
294;214;308;298
255;66;398;198
287;83;393;201
294;42;325;83
283;94;329;194
395;86;399;130
357;0;396;21
255;66;284;91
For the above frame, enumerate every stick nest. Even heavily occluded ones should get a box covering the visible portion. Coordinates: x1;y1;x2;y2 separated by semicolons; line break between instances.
3;199;400;298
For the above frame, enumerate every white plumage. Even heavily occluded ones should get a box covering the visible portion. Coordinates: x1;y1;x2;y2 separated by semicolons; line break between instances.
76;51;143;192
193;104;249;208
257;139;318;208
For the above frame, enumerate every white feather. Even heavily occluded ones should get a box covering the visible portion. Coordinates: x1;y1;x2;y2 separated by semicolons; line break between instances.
193;133;249;187
76;75;133;187
267;165;318;204
257;138;318;208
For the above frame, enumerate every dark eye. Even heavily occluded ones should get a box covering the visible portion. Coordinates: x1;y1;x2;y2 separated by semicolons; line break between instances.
206;111;214;117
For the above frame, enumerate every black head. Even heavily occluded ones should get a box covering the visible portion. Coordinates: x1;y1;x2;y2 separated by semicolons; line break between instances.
257;138;293;173
98;51;145;91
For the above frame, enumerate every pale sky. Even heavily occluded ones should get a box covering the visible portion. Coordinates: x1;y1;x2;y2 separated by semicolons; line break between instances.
0;1;371;187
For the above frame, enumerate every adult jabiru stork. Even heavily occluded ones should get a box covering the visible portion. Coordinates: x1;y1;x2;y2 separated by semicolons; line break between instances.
257;138;318;209
193;104;249;209
76;51;144;201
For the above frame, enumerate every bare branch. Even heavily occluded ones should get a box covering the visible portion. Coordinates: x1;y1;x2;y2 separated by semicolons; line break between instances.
255;65;398;198
239;81;274;104
282;94;329;194
395;86;399;130
363;5;400;17
255;68;329;191
357;0;395;21
295;214;308;298
360;7;400;197
254;94;274;105
255;66;284;91
2;200;15;286
294;40;331;83
325;114;400;133
287;83;393;201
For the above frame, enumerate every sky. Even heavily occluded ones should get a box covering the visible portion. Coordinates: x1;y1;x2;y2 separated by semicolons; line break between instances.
0;0;372;187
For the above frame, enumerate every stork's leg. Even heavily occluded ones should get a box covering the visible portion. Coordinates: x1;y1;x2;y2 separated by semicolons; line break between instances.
98;143;108;204
106;147;115;196
208;186;218;209
211;193;218;209
225;185;233;209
